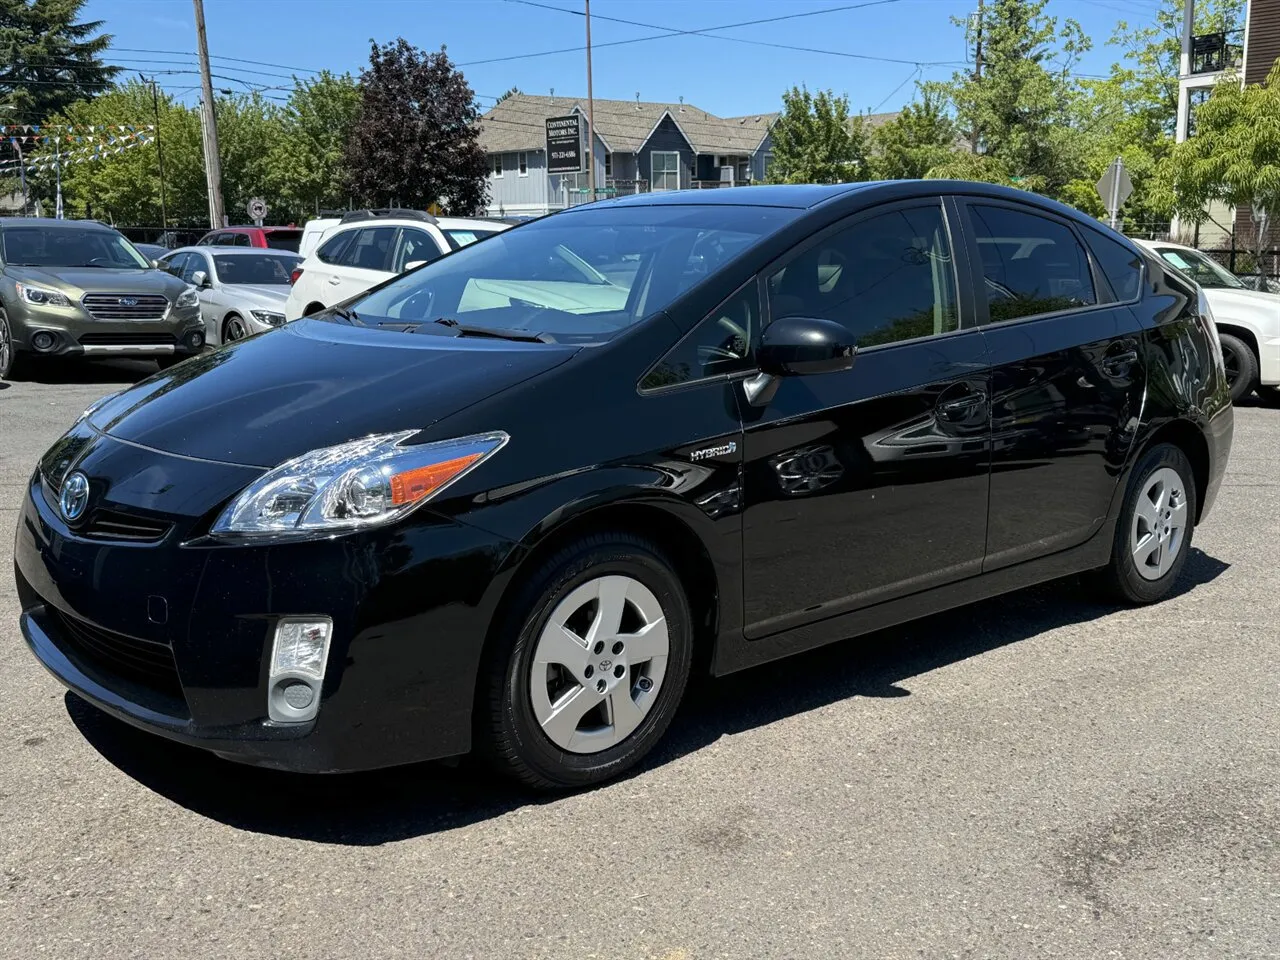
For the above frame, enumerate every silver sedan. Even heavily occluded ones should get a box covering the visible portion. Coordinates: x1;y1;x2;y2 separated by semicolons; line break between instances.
158;246;301;345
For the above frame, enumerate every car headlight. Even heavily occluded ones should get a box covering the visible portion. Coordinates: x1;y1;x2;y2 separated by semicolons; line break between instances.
16;282;71;307
250;309;286;327
210;430;508;540
175;285;200;308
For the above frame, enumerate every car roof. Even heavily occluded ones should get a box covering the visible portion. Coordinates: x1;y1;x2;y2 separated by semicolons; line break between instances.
0;216;117;231
167;246;300;257
1132;238;1195;253
435;217;507;230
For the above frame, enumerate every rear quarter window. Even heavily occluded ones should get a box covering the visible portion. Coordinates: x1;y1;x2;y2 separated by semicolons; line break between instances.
265;231;302;253
1084;229;1144;302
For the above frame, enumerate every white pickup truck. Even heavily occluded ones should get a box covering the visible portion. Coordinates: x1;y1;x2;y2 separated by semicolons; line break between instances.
1135;239;1280;405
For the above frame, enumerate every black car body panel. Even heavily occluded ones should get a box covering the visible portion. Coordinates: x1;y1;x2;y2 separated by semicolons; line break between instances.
14;181;1233;773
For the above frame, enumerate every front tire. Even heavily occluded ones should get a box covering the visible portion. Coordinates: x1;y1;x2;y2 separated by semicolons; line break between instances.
0;309;31;381
477;533;693;790
1101;443;1197;604
1218;332;1258;403
223;314;248;342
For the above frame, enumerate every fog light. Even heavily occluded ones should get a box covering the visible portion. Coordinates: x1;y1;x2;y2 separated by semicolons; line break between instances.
267;617;332;723
186;331;204;349
32;331;57;351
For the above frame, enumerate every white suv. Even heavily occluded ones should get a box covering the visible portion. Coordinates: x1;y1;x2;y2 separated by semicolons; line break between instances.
1134;239;1280;404
284;210;508;321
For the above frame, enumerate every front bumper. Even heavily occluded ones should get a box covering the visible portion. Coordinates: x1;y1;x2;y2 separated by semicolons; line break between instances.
8;300;205;358
1259;334;1280;387
14;452;518;773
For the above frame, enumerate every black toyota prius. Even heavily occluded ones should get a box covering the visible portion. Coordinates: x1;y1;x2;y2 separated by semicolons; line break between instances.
14;182;1233;790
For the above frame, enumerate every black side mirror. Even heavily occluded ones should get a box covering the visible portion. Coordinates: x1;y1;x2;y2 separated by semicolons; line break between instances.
757;316;857;377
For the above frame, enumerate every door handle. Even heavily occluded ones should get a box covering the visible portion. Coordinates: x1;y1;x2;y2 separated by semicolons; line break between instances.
938;391;986;421
1102;350;1138;373
326;276;341;285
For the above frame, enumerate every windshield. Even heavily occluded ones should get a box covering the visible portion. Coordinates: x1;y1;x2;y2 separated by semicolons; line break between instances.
349;204;793;342
443;227;501;249
1;226;150;269
1156;247;1246;289
214;253;300;285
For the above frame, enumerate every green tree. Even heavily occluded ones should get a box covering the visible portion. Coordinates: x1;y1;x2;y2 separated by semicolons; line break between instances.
869;83;957;180
345;39;488;215
1171;61;1280;260
766;86;869;184
266;71;361;220
0;0;117;122
939;0;1090;196
215;92;284;222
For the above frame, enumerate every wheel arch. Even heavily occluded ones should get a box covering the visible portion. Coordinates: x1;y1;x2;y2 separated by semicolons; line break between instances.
303;301;327;316
1214;322;1259;365
1133;418;1211;524
480;497;724;679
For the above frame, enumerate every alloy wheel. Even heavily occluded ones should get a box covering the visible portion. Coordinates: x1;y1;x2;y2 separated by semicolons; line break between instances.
1221;341;1241;389
529;574;670;754
1130;466;1188;581
226;317;247;342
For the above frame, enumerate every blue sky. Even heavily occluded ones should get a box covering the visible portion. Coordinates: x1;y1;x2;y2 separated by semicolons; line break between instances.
85;0;1168;118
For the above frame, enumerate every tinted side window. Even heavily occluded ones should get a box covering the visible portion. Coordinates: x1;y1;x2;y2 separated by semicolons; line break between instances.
1084;229;1143;302
344;227;397;271
196;233;215;246
642;281;757;389
161;253;188;278
766;203;958;347
395;228;445;272
316;230;355;265
182;253;210;283
233;233;252;247
969;205;1096;322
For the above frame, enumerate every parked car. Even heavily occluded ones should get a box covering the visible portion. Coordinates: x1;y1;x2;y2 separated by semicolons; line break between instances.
0;217;205;380
159;246;301;345
196;225;304;253
15;182;1232;791
284;209;508;320
132;242;169;262
1134;239;1280;404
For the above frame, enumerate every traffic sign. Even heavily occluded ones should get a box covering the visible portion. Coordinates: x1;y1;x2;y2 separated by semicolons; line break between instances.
1096;158;1133;229
246;197;268;224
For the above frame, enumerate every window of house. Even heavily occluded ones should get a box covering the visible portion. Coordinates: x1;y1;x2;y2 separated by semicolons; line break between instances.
492;154;504;178
651;151;680;191
518;152;528;176
641;280;758;389
1084;229;1144;302
968;204;1097;322
765;203;958;348
604;152;613;177
1187;88;1212;138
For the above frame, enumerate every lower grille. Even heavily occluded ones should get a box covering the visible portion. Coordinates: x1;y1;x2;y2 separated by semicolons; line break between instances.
52;609;183;700
79;332;177;346
82;294;169;321
82;508;172;542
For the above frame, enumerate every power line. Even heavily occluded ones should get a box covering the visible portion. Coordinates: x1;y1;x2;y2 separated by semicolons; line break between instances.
462;0;909;67
109;47;323;74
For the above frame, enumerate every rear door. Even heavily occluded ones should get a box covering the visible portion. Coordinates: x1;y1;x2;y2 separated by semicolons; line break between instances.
740;198;992;638
330;226;398;302
956;198;1147;571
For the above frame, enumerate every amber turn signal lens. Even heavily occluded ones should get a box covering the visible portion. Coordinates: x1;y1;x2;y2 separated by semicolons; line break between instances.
390;453;484;506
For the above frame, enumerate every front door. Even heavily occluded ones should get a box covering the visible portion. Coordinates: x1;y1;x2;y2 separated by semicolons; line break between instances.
740;199;991;639
956;199;1147;570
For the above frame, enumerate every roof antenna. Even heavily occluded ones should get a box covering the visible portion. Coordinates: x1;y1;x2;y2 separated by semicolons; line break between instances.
678;95;684;112
636;92;640;110
550;87;554;103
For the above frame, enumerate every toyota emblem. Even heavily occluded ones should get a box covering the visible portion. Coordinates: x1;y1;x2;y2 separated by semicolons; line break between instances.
60;472;90;522
118;296;138;307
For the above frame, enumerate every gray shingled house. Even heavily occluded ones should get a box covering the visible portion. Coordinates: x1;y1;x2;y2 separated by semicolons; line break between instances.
477;94;780;217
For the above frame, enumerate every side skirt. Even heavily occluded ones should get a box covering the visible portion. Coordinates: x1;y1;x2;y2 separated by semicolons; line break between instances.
711;516;1116;677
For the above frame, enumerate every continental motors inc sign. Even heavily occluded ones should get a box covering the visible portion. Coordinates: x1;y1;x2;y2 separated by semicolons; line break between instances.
545;115;583;174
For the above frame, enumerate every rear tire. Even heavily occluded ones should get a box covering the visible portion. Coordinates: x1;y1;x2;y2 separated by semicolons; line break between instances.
1101;443;1197;605
476;533;693;791
1217;332;1258;403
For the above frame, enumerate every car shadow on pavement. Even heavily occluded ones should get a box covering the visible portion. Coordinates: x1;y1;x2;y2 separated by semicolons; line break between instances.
21;358;157;385
66;548;1229;844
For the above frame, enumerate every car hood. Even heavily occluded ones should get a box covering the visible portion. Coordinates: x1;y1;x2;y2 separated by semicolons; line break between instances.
6;265;185;296
222;284;290;309
1203;285;1280;319
88;318;580;468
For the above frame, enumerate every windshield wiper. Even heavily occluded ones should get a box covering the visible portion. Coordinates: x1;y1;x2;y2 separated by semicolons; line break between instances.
423;317;556;343
325;305;362;324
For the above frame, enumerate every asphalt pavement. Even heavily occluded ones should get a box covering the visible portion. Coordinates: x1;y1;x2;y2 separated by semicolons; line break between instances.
2;359;1278;960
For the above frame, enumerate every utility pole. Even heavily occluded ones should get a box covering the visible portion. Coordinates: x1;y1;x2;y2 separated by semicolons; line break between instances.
140;75;168;229
971;0;983;154
193;0;225;228
585;0;596;201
